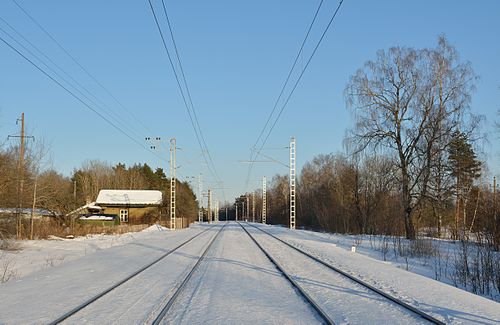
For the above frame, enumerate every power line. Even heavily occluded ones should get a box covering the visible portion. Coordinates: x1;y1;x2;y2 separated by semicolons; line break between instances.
147;0;226;201
245;0;344;191
0;20;147;142
11;0;155;136
261;0;344;147
160;0;224;197
244;0;325;191
0;34;167;163
252;0;325;151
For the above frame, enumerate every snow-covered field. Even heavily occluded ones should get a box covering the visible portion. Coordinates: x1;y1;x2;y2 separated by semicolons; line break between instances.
0;222;499;324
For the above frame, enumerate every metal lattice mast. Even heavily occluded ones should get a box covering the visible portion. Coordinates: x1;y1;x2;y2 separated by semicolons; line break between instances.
215;201;219;222
207;189;212;224
246;196;250;221
252;192;255;222
197;179;202;223
262;176;267;224
290;137;296;229
170;138;176;230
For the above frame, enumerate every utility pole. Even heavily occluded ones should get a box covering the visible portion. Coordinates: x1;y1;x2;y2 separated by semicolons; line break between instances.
290;137;296;230
17;112;25;239
262;176;267;224
225;207;228;221
170;138;176;230
235;203;238;221
8;113;33;239
207;189;212;224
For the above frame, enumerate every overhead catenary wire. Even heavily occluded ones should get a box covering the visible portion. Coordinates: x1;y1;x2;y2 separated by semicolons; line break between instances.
147;0;226;201
244;0;325;191
160;0;224;196
160;0;225;199
245;0;345;191
252;0;325;151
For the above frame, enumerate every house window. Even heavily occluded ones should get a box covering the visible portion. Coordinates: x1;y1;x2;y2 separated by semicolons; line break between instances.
120;209;128;222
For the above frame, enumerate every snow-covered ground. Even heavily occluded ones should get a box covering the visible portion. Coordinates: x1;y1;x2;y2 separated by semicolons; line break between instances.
289;227;500;302
1;224;169;282
0;222;499;324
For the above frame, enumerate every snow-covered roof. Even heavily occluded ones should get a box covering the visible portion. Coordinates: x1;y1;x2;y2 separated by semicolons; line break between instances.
95;190;163;206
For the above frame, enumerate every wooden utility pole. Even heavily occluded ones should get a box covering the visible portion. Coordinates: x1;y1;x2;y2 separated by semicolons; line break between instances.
18;112;25;238
8;113;33;239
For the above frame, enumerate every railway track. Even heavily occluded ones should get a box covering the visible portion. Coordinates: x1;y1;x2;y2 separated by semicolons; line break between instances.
150;222;226;324
240;222;445;325
237;222;335;325
49;225;219;324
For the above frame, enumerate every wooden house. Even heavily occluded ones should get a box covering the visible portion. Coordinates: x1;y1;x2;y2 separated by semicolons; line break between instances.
75;190;163;225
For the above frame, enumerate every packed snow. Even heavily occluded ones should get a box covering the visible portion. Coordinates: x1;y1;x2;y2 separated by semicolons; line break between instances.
0;222;498;324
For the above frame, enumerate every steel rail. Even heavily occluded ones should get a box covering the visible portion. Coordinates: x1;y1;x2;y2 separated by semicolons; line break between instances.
49;225;215;325
152;223;227;324
238;222;335;325
247;222;445;325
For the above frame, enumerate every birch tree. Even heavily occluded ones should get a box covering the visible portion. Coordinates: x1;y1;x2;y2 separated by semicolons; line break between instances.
345;36;477;239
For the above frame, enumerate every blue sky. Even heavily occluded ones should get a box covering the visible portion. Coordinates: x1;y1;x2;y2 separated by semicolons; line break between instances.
0;0;499;203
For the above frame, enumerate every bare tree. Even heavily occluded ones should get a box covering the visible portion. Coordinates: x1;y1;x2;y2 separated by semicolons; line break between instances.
345;36;477;239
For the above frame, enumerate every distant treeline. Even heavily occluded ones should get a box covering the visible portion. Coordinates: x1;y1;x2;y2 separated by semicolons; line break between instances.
0;143;198;238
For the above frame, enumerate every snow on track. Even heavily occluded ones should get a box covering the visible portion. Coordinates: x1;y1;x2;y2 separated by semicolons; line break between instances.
254;224;500;325
161;223;323;324
1;222;498;324
243;224;430;324
0;226;205;324
60;226;219;324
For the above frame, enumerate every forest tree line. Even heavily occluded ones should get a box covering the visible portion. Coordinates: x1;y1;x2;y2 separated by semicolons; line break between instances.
0;142;198;238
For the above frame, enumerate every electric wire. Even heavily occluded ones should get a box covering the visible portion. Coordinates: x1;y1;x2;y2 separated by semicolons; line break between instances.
11;0;155;136
147;0;226;201
252;0;325;151
0;19;148;143
146;0;206;169
0;34;167;164
245;0;344;192
160;0;225;200
244;0;325;191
